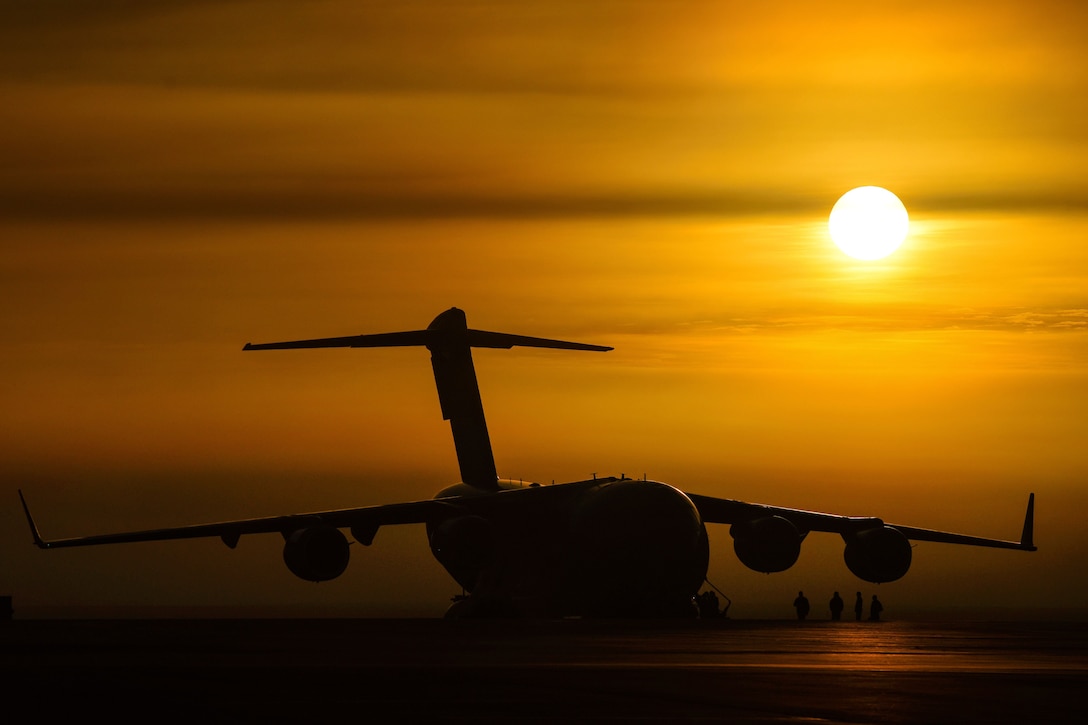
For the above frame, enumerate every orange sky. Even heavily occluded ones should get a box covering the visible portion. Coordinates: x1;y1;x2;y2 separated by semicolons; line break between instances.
2;1;1086;618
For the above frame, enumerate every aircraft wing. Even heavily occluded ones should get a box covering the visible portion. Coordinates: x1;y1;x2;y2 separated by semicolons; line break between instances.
18;490;456;550
20;484;1035;554
687;492;1036;551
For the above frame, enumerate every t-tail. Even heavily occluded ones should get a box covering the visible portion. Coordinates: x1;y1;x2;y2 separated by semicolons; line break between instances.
244;308;611;490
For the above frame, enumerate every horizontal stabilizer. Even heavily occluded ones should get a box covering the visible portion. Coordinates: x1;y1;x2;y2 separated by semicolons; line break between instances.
462;330;611;351
244;330;433;351
244;311;612;353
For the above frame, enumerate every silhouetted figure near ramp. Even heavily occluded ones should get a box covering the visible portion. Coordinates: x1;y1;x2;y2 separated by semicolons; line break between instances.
829;591;844;620
793;591;810;620
854;592;864;621
869;594;884;621
697;590;720;618
696;589;732;619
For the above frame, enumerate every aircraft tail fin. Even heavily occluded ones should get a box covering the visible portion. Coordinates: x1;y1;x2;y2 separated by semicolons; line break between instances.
244;308;611;491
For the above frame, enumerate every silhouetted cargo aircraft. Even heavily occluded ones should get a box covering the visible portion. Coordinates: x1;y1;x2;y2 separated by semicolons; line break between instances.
20;308;1035;617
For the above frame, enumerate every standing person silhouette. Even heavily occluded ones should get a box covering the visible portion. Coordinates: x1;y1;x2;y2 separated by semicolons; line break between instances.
829;591;844;620
793;591;810;620
854;592;864;621
869;594;884;621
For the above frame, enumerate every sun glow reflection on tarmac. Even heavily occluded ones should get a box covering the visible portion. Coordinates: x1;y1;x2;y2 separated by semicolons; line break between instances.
566;622;1088;674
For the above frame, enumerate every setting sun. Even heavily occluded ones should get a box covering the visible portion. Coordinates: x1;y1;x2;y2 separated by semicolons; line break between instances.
828;186;910;261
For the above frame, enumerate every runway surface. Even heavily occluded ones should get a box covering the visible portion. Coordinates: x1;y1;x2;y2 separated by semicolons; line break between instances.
3;618;1086;723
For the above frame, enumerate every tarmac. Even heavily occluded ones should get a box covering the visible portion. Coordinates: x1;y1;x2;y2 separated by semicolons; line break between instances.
3;617;1086;723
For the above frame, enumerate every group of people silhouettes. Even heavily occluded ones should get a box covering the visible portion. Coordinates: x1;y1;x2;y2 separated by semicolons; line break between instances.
794;591;883;621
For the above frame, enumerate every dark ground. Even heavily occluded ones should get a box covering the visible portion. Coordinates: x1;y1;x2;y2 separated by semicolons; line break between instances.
3;618;1086;723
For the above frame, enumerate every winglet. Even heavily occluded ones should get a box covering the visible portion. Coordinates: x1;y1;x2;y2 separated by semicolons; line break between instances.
18;490;49;549
1020;492;1036;551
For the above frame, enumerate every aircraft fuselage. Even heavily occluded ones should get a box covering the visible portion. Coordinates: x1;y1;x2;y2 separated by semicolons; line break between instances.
429;477;709;618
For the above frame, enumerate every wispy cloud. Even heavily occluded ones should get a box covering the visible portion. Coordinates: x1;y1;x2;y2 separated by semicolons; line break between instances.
2;1;1086;220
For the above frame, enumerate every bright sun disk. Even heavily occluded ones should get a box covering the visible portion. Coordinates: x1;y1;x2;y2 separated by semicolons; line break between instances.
828;186;909;261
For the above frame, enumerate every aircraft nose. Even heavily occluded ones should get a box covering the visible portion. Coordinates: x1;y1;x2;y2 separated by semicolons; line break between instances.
566;480;709;616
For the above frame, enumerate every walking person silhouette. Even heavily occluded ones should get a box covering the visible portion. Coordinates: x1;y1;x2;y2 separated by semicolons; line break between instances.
793;591;810;620
829;591;844;620
869;594;884;621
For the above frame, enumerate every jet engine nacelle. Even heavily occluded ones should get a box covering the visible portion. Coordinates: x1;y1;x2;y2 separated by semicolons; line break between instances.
283;526;350;582
730;515;802;573
428;514;494;575
844;526;912;583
